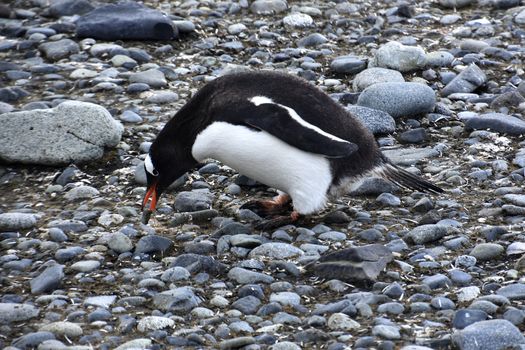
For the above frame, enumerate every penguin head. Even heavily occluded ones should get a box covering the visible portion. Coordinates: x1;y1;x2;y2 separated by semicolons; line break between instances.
141;150;179;222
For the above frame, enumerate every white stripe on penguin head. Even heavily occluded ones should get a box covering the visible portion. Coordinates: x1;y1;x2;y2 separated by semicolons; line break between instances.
144;154;158;176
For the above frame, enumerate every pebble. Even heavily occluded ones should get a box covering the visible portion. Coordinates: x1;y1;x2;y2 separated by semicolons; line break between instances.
39;321;83;338
406;224;448;245
352;67;405;92
442;64;487;97
146;91;180;104
38;39;79;61
462;112;525;136
0;303;39;323
346;105;396;135
357;82;436;118
137;316;175;332
249;242;303;259
11;332;55;349
107;232;133;253
250;0;288;15
452;319;525;349
327;313;360;331
283;13;313;28
76;2;177;41
30;264;64;294
228;267;274;284
497;284;525;300
453;309;488;329
369;41;427;72
130;69;167;88
0;213;38;231
469;243;504;261
330;56;367;74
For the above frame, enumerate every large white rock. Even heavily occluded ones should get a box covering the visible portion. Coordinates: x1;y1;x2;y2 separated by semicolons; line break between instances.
0;101;123;165
369;41;427;72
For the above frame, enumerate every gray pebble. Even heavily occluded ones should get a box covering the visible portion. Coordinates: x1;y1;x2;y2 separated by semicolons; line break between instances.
357;82;436;119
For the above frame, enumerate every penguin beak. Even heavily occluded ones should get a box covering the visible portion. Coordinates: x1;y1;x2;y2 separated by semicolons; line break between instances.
142;182;158;211
141;182;158;224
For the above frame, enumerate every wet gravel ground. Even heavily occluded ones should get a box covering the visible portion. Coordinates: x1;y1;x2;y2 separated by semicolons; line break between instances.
1;0;525;349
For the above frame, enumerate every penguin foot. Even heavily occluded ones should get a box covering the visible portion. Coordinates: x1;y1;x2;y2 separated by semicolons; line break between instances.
240;194;292;218
254;211;301;231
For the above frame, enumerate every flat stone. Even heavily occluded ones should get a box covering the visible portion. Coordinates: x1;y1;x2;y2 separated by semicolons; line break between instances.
130;69;167;88
11;332;55;349
219;337;255;350
425;51;454;67
249;242;304;259
70;260;100;272
382;147;440;166
439;0;475;8
30;264;64;294
462;113;525;136
442;64;487;97
497;284;525;300
174;190;214;212
406;224;448;244
0;303;39;324
0;102;123;165
84;295;117;308
170;253;227;275
228;267;274;284
76;2;177;40
161;266;191;282
39;321;83;338
369;41;426;72
453;309;488;329
48;0;94;17
135;235;173;255
372;324;401;340
152;287;201;313
38;39;79;61
308;244;393;284
250;0;288;15
452;319;525;349
357;82;436;119
269;292;301;306
145;91;179;104
297;33;328;47
114;338;152;350
137;316;175;332
330;56;367;74
283;13;313;28
64;185;99;201
327;313;360;331
347;105;396;135
353;67;405;92
0;213;38;231
469;243;504;261
107;232;133;253
231;295;261;314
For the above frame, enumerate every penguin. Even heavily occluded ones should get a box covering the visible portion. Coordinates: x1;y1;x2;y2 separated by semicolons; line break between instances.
141;71;442;225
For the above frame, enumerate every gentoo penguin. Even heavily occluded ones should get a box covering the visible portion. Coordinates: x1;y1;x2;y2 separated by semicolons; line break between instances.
141;71;442;224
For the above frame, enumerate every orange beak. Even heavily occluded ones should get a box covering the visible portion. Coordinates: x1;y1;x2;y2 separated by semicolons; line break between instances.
142;182;158;211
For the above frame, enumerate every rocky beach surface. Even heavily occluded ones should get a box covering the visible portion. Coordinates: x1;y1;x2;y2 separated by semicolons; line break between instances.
1;0;525;349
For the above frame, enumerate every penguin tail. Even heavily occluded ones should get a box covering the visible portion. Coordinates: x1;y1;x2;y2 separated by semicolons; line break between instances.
378;162;443;195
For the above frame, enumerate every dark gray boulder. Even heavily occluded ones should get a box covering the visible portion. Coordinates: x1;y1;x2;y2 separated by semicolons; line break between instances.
76;2;178;41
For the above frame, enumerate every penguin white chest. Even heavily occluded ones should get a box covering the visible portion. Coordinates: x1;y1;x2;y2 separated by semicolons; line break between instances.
191;121;333;214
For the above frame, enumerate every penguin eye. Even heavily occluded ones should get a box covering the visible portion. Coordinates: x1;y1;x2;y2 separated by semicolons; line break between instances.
152;169;159;176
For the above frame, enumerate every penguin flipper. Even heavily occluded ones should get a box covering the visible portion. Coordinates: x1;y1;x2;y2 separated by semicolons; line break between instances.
244;103;358;158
